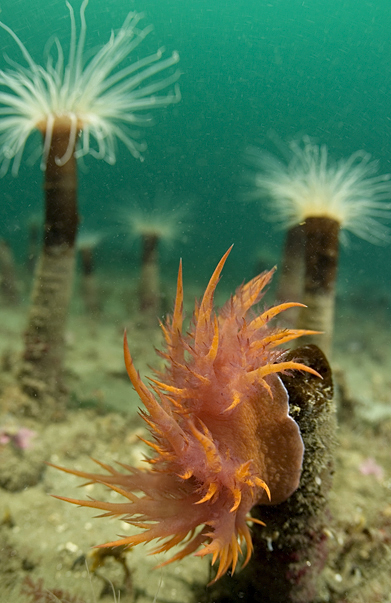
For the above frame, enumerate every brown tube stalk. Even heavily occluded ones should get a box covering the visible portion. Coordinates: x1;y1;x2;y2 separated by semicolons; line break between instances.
139;232;160;320
296;217;340;356
79;246;101;316
18;120;79;415
0;238;19;305
276;223;305;326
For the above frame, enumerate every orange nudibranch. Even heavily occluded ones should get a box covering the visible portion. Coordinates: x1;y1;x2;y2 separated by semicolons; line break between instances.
53;247;320;583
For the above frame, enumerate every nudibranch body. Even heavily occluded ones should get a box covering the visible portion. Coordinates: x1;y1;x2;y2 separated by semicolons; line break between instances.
55;248;319;582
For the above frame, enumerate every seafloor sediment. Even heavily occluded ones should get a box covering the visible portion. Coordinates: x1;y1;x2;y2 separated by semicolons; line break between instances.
0;269;390;603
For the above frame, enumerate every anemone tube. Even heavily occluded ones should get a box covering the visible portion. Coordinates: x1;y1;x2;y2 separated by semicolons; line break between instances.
275;223;305;327
296;217;340;355
138;232;160;318
78;238;101;316
19;122;80;408
0;238;19;305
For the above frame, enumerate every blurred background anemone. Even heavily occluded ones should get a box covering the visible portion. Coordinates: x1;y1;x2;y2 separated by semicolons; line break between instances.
116;189;191;321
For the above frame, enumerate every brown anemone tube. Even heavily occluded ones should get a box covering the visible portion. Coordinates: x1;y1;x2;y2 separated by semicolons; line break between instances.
18;120;80;416
139;232;160;321
80;246;94;277
0;238;19;305
276;223;305;327
204;345;335;603
80;246;101;316
296;217;340;357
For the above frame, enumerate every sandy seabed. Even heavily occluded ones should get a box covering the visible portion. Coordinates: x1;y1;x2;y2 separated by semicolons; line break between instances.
0;270;391;603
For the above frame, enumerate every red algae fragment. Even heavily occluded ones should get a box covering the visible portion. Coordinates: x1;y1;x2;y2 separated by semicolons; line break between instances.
53;248;320;582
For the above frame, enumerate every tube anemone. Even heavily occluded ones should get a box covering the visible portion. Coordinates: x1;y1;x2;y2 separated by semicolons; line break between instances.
0;1;181;416
246;139;391;356
0;1;181;173
120;193;189;323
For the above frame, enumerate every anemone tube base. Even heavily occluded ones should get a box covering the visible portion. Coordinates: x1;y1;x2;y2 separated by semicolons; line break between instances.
205;344;335;603
18;125;79;416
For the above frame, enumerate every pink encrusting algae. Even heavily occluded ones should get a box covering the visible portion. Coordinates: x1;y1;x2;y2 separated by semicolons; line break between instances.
53;248;320;582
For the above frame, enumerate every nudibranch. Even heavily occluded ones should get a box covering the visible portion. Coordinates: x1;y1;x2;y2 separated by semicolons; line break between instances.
53;248;319;582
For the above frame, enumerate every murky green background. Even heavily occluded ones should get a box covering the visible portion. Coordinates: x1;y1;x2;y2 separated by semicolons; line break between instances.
1;0;390;296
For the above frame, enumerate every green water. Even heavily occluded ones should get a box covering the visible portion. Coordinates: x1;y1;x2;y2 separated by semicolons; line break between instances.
0;0;390;296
